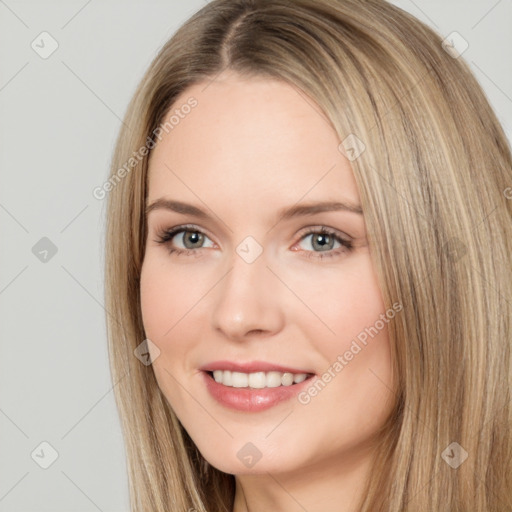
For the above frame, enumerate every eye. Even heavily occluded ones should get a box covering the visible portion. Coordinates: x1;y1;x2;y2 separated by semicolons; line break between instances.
293;227;353;260
154;225;215;255
154;224;354;260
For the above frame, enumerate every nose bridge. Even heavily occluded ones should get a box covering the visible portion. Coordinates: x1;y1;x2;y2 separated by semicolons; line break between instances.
211;243;284;339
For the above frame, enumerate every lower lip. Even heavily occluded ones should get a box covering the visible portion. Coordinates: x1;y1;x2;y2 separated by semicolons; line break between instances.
202;371;314;412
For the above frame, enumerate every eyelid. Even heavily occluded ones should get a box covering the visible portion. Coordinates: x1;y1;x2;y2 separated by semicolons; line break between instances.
295;224;352;242
291;225;354;257
154;223;216;246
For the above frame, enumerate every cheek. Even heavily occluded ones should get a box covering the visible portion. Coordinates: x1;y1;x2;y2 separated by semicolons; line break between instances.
139;259;190;405
287;254;386;348
140;263;168;341
292;255;394;421
140;256;199;340
139;255;210;380
139;258;191;396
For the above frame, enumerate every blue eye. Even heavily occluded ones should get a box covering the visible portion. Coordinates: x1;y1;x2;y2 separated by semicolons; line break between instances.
155;225;214;255
155;225;354;259
296;227;353;260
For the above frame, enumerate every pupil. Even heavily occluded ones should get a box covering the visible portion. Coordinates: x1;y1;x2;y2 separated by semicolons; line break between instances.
184;231;203;248
314;234;332;251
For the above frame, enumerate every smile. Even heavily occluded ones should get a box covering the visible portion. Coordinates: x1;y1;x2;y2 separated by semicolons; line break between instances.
209;370;309;388
200;364;316;412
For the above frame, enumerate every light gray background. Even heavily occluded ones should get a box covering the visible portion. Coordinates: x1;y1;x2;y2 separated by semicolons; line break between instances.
0;1;510;511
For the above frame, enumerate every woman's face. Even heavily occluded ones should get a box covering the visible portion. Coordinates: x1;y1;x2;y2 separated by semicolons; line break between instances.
140;72;396;477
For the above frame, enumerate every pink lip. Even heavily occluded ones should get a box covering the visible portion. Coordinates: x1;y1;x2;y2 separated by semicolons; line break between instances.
199;361;315;412
199;360;313;374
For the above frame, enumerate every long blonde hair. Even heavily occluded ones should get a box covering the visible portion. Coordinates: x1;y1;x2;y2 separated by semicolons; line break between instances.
104;0;512;510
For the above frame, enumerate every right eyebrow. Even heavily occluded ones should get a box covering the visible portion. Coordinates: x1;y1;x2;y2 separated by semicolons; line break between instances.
145;199;208;218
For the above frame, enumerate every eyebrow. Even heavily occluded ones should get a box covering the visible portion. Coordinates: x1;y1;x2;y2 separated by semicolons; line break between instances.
145;198;363;219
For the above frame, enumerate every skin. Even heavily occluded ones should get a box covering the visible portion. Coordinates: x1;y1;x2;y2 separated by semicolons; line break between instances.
140;71;396;512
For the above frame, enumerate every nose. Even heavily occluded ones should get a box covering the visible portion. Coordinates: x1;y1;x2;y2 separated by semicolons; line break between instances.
210;247;285;342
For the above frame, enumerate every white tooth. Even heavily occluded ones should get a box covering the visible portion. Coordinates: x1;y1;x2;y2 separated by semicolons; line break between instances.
281;372;294;386
223;370;232;386
266;371;283;388
231;371;248;388
248;372;266;388
293;373;307;384
212;370;308;388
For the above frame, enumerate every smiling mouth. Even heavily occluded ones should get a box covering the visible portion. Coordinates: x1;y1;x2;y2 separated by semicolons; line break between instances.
205;370;315;389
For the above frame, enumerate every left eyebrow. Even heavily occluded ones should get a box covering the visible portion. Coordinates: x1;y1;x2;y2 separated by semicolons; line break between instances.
145;198;363;219
277;200;363;220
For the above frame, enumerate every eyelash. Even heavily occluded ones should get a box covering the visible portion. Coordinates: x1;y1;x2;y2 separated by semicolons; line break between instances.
154;224;354;260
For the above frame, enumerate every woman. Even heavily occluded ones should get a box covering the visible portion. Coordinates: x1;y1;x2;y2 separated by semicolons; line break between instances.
104;0;512;510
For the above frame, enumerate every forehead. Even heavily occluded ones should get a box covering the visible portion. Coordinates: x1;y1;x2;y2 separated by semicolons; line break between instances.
147;73;360;210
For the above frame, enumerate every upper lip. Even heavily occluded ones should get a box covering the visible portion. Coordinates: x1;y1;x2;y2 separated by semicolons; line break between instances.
199;360;314;374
